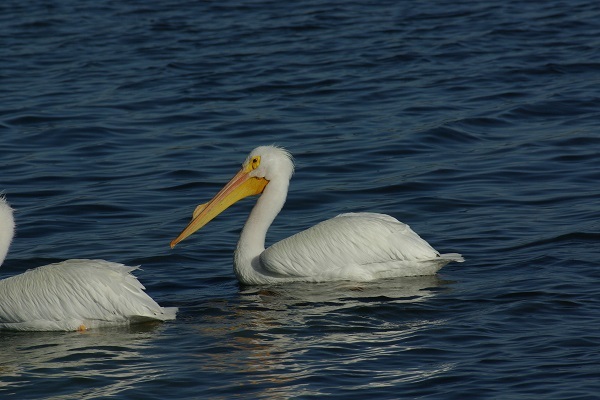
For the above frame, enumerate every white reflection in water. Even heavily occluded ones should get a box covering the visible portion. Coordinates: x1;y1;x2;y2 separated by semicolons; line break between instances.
191;276;456;397
0;324;167;399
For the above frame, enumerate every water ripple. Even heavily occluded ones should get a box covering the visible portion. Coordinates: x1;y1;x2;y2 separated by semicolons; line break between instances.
1;0;599;398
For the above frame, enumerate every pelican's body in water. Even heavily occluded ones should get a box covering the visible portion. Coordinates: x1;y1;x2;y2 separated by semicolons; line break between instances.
171;146;463;285
0;197;176;331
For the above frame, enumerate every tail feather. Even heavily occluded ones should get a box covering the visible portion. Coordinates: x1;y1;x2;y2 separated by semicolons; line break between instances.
439;253;464;263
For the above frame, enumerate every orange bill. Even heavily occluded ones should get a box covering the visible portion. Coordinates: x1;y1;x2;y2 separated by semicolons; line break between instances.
170;168;268;248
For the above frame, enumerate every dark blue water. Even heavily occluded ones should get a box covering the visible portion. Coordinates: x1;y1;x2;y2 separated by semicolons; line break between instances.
1;0;599;398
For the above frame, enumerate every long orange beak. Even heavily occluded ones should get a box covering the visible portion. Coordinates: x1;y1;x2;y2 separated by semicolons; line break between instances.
170;168;268;248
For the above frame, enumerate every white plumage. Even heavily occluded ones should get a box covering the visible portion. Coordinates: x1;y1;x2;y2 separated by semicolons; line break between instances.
0;197;176;331
259;213;462;283
171;145;463;285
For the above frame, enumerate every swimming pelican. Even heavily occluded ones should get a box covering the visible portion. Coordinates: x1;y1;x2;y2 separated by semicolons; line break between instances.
0;197;177;331
171;145;463;285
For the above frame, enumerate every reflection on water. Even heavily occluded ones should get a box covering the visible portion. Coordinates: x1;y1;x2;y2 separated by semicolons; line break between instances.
0;324;168;399
187;276;456;398
240;275;448;305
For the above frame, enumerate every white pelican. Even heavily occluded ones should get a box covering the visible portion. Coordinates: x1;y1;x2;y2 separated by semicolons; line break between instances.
170;145;463;285
0;197;177;331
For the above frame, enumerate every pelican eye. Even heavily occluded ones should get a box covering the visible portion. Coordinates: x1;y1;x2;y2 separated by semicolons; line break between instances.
250;156;261;170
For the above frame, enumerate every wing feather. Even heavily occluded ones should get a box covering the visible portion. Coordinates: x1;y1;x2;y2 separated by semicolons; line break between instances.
0;259;176;331
260;213;445;281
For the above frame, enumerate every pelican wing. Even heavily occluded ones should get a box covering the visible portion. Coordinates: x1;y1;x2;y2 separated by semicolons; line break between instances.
0;259;177;331
260;213;448;281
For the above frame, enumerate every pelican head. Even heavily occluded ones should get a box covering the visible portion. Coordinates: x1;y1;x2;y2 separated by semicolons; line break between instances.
170;145;294;248
244;145;294;182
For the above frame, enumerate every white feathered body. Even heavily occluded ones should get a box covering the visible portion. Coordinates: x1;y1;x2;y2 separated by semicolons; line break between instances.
0;196;176;332
0;259;176;331
237;212;463;285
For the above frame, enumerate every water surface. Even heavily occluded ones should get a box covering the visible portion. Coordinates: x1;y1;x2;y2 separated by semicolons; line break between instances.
1;0;599;398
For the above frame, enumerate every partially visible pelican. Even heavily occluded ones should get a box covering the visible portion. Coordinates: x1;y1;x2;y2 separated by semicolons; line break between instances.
171;145;463;285
0;197;176;331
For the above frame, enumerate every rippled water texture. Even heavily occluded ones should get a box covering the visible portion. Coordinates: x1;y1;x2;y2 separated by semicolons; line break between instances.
1;0;599;398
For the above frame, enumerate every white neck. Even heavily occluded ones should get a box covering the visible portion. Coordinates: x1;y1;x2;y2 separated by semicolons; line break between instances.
233;178;288;282
0;198;15;267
